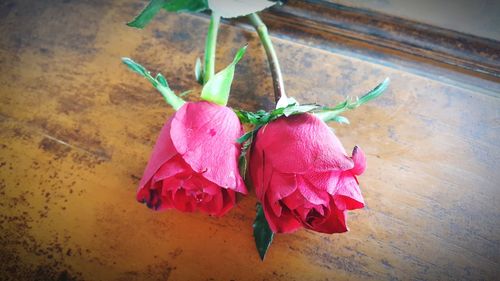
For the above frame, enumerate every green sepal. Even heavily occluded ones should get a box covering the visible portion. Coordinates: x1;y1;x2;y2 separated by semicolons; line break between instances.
121;57;185;110
194;57;204;85
237;131;255;180
275;95;298;109
236;124;262;144
127;0;208;29
235;110;269;125
253;203;274;261
235;102;321;126
122;57;157;86
238;148;248;180
236;77;389;125
331;115;350;124
283;104;318;117
236;130;253;144
179;90;193;97
156;73;169;87
358;77;390;105
122;57;150;78
317;78;390;122
200;45;247;106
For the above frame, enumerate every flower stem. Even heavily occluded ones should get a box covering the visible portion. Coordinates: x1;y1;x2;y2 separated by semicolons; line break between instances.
203;13;220;84
248;13;286;103
156;84;185;110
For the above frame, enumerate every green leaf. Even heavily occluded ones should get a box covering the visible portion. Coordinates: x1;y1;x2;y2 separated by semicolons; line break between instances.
127;0;165;29
208;0;276;18
253;203;274;261
195;57;204;85
200;45;247;105
164;0;208;13
127;0;208;29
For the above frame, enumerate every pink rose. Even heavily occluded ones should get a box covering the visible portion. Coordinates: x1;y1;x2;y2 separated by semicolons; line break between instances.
137;101;247;216
249;113;365;233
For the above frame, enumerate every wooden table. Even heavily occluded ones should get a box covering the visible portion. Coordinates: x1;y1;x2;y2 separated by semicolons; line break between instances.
0;1;499;280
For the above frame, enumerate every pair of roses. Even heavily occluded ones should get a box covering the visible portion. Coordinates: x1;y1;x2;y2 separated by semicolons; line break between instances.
123;0;388;259
137;100;366;234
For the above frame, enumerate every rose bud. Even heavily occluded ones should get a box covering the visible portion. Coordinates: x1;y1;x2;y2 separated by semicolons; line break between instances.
249;113;365;233
137;101;247;217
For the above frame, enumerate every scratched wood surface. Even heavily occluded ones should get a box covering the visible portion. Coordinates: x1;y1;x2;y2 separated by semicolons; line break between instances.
0;1;499;280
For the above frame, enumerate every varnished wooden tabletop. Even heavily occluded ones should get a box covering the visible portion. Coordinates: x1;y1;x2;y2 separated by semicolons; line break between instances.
0;1;499;280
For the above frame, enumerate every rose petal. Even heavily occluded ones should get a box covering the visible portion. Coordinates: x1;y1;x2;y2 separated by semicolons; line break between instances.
294;205;312;222
302;171;342;195
218;189;236;216
198;188;223;216
137;181;161;205
203;180;220;196
182;175;205;191
147;188;162;210
262;196;301;234
161;177;182;195
314;204;325;216
139;118;178;189
307;200;348;234
172;189;196;212
334;173;365;210
152;155;192;183
297;175;329;206
170;102;247;194
249;145;266;200
267;172;297;217
262;152;274;199
350;146;366;176
255;114;354;174
158;190;174;211
136;185;150;203
281;189;305;211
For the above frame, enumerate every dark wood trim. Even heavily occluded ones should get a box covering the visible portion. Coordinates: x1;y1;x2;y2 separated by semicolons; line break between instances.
257;0;500;83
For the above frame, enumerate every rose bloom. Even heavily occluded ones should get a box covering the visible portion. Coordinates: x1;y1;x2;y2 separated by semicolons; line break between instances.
137;101;247;217
250;113;365;233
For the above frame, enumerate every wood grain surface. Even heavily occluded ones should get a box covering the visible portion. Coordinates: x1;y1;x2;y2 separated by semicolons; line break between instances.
0;1;499;280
